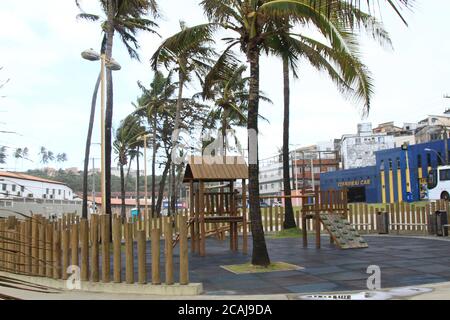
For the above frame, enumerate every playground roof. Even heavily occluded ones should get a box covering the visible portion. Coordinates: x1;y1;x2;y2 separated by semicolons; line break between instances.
183;156;248;182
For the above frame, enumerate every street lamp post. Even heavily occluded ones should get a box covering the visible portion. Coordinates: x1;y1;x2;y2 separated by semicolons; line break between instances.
424;148;445;165
81;49;121;215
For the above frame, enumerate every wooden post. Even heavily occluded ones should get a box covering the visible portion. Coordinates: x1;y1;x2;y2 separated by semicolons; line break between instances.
101;215;110;283
125;222;134;284
137;230;146;284
38;218;46;276
151;228;161;285
199;181;206;257
52;223;61;279
31;216;38;275
113;215;121;283
61;228;69;280
0;219;5;272
71;223;79;269
164;219;174;285
45;223;53;277
80;219;89;282
91;214;99;282
302;214;308;248
179;215;189;285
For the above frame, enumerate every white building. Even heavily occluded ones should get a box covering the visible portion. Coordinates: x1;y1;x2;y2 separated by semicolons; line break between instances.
0;171;75;200
340;123;395;169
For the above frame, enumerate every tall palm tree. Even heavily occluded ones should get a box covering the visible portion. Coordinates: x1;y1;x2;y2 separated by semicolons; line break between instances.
113;114;146;218
135;71;177;216
202;64;271;155
168;0;411;266
76;0;159;217
261;6;392;229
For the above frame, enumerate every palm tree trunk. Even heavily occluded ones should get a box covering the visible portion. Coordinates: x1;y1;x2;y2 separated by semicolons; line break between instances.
136;146;141;213
151;111;157;217
170;164;176;214
282;56;296;229
104;0;115;218
82;73;101;219
120;162;126;219
247;47;270;267
156;158;171;216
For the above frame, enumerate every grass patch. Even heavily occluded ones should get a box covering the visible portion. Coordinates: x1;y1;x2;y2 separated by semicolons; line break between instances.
268;228;303;239
222;262;303;274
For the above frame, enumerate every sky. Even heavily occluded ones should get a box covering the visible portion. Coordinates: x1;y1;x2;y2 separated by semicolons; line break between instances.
0;0;450;172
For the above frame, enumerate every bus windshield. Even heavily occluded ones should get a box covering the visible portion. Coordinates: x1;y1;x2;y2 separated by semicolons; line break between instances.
428;169;437;190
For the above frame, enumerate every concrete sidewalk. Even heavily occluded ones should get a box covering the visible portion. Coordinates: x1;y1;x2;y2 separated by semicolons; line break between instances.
1;278;449;300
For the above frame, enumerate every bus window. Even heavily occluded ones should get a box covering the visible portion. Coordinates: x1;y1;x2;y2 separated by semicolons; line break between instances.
439;169;450;181
428;169;437;189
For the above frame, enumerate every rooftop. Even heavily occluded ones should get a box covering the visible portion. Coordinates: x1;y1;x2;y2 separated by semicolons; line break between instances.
0;171;67;186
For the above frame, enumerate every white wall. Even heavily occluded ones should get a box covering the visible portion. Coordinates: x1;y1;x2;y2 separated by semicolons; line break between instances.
0;177;74;200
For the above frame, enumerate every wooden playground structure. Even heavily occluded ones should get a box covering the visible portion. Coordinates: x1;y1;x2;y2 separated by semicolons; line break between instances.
183;156;248;257
262;189;368;250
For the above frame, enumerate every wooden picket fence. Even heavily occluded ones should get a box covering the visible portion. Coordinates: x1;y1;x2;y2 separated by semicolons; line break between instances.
0;212;190;286
244;201;449;236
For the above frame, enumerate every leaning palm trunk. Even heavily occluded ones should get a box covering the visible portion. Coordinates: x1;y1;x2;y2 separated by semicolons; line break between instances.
156;158;171;216
282;56;296;229
82;72;101;219
247;48;270;267
120;162;126;219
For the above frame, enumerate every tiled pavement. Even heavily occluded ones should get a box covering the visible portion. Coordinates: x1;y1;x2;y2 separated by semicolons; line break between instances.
116;235;450;295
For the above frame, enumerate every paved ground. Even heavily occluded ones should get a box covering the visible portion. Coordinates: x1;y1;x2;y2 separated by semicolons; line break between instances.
2;234;449;299
108;234;450;295
184;234;450;295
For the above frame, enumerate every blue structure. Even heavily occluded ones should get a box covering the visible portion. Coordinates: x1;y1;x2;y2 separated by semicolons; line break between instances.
321;139;450;203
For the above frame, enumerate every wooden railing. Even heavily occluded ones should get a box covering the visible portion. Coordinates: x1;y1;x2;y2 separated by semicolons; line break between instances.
0;212;190;286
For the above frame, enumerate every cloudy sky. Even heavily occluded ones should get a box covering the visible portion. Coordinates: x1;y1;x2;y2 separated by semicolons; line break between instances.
0;0;449;172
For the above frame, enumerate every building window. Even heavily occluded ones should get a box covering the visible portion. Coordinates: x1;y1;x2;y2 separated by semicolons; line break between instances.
2;184;6;191
417;154;422;167
46;188;49;194
396;158;401;169
58;190;61;195
389;159;393;170
427;153;431;167
12;185;16;192
438;152;443;166
21;186;25;192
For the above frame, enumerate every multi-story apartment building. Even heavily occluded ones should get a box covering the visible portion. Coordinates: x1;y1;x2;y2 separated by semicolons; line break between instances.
340;123;395;170
259;143;339;204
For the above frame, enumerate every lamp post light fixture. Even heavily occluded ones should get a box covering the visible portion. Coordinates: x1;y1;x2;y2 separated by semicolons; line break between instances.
424;148;445;165
81;48;121;214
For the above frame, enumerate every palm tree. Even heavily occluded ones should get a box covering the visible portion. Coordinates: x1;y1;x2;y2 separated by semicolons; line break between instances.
202;64;271;156
113;114;146;218
57;153;68;167
260;10;390;229
167;0;411;266
151;22;215;139
135;71;177;216
76;0;159;217
39;147;49;165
